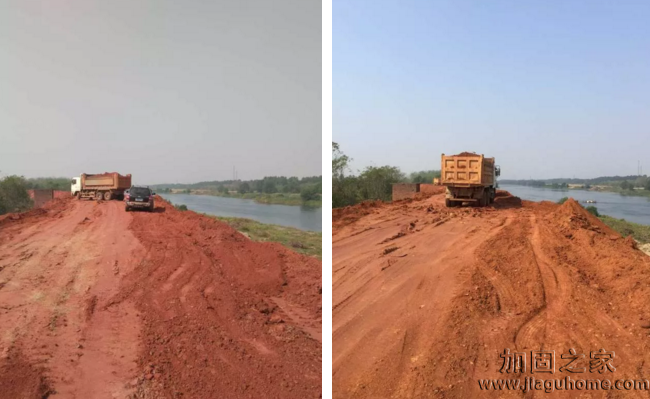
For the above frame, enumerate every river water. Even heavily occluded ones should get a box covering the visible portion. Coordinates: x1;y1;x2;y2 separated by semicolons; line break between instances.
160;193;322;232
500;184;650;226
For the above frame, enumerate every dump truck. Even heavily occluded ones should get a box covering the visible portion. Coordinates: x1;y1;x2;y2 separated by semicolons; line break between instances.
441;152;500;207
71;173;132;201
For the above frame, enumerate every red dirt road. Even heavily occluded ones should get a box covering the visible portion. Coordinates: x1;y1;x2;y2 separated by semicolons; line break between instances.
0;197;321;398
333;192;650;398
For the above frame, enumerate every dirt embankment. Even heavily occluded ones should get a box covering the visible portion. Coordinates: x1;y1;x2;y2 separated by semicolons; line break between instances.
0;196;321;398
333;192;650;398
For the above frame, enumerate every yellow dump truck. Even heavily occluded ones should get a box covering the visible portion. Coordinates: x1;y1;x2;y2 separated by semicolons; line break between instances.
441;152;500;207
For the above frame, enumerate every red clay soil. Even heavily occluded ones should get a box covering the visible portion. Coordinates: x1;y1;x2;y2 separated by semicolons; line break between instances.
0;197;321;398
333;193;650;398
452;151;480;157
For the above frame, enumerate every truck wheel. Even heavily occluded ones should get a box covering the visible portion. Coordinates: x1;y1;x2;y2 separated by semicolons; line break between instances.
125;205;130;212
478;193;484;207
95;191;102;200
445;199;451;208
75;192;81;200
104;191;112;201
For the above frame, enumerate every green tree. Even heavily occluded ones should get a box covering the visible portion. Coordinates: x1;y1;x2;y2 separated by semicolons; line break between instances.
332;142;350;179
409;170;441;184
238;182;251;194
0;175;33;215
620;180;632;190
300;184;320;202
358;165;405;202
263;180;277;194
585;206;599;217
218;185;228;194
332;143;359;207
646;179;650;191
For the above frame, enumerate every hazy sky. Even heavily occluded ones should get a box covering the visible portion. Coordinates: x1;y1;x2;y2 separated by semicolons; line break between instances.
334;1;650;179
0;0;321;185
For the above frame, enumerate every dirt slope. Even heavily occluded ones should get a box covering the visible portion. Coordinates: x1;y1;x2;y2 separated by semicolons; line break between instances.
0;197;321;398
333;192;650;398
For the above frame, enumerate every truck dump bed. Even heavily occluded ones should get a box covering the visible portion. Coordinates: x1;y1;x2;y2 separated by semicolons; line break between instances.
441;153;495;187
81;173;132;190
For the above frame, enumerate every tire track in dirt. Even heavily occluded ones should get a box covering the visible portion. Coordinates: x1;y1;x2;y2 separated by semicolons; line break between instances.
0;198;142;398
334;193;650;399
515;215;572;351
332;196;518;399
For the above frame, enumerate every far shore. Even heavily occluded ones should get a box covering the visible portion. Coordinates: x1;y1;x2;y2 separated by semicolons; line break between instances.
162;189;322;207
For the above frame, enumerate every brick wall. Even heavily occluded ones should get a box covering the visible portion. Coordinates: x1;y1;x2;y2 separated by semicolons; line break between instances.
392;183;420;201
53;190;71;199
27;189;54;208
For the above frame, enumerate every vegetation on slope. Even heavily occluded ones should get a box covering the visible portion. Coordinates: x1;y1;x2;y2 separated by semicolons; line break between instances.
212;216;322;259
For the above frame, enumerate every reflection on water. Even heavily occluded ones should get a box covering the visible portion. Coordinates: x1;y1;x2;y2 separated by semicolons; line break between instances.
160;193;322;232
501;184;650;226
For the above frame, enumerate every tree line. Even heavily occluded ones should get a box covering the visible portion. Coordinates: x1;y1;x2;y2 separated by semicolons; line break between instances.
501;175;650;189
332;142;440;208
153;176;322;202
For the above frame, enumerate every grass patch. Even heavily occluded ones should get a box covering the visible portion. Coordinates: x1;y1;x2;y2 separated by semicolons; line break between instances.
599;215;650;244
212;216;321;259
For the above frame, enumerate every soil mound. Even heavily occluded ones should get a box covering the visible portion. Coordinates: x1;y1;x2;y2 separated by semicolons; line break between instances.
0;196;71;229
115;199;321;398
551;197;611;233
451;151;480;157
333;188;650;399
333;200;384;228
492;190;522;208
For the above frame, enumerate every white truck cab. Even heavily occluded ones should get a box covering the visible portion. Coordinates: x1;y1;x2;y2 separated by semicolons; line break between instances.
71;177;81;197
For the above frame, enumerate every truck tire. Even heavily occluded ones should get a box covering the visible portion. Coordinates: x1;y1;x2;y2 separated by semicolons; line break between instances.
125;205;130;212
75;192;81;200
445;199;452;208
478;193;484;207
104;191;112;201
95;191;102;200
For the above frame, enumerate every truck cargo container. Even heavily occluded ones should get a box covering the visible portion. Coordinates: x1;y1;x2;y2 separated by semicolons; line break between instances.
71;173;132;201
441;152;500;207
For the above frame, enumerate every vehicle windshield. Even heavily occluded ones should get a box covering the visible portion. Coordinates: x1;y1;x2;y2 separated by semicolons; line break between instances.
130;187;151;197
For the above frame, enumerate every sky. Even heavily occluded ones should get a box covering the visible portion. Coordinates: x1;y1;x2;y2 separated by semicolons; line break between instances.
0;0;321;185
333;0;650;180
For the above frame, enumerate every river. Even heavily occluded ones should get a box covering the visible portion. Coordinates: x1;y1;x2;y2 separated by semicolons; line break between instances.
500;184;650;226
160;193;322;232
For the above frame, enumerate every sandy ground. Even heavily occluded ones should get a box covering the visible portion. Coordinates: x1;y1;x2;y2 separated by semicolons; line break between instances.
0;197;321;398
333;190;650;398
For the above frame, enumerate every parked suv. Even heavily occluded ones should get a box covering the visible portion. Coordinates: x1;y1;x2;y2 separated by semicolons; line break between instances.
125;186;155;212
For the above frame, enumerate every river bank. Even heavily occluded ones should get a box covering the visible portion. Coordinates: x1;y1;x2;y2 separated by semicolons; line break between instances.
166;189;322;207
160;193;321;232
212;215;322;259
503;183;650;198
500;184;650;226
598;215;650;253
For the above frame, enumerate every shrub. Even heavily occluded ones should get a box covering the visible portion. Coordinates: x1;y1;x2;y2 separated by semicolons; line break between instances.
585;206;599;217
0;175;33;215
557;197;569;205
175;204;188;211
